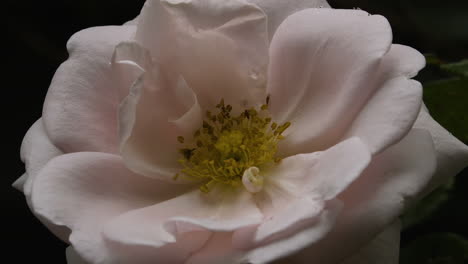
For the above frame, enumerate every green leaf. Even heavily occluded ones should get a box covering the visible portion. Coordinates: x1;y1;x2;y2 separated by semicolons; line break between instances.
423;78;468;144
400;233;468;264
424;54;443;66
441;60;468;77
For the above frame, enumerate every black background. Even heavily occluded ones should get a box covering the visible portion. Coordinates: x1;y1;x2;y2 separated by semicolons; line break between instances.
4;0;468;263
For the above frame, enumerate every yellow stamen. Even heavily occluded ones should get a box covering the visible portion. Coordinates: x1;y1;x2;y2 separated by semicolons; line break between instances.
175;98;291;193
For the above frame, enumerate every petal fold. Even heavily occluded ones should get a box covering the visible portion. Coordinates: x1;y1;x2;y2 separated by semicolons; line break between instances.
103;188;262;248
267;8;393;156
19;118;62;198
244;200;342;264
136;0;269;109
344;44;425;154
118;46;204;180
345;77;422;154
248;0;330;40
236;137;371;261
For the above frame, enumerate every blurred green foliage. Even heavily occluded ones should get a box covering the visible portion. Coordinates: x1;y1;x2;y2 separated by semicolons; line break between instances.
400;233;468;264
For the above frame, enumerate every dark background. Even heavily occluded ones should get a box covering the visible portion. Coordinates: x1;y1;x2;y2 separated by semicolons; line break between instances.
4;0;468;263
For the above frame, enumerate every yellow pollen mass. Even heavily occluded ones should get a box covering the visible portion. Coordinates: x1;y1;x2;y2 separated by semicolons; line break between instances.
175;98;291;193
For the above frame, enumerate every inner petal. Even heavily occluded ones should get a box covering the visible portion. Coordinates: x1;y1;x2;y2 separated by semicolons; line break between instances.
135;0;269;110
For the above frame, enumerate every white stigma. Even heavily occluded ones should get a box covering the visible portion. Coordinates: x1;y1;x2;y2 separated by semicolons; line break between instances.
242;167;264;193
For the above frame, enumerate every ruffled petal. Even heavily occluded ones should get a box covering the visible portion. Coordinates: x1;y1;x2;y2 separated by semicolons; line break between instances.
186;232;242;264
248;0;330;40
243;200;342;264
280;129;436;263
345;76;422;154
43;26;136;154
344;44;425;154
103;188;262;254
414;106;468;191
267;8;393;156
248;137;370;246
186;202;342;264
339;221;401;264
216;138;369;263
111;41;153;101
18;119;62;198
136;0;269;110
15;119;70;241
104;231;212;264
117;44;203;180
31;152;188;263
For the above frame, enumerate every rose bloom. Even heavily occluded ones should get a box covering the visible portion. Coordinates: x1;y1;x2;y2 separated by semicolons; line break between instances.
14;0;468;263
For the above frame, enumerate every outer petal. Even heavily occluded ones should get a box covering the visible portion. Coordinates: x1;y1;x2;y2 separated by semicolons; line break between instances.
267;9;393;156
414;106;468;191
43;26;136;154
282;129;437;264
31;152;190;263
344;44;425;154
16;119;62;197
117;43;203;180
339;221;401;264
136;0;269;110
247;0;330;40
345;76;422;155
14;119;70;242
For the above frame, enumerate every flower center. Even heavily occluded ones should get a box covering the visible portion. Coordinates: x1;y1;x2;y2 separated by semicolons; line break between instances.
175;97;290;193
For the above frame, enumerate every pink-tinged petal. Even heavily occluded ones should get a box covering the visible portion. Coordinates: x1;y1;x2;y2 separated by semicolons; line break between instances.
248;0;330;40
281;129;436;264
118;51;203;180
414;106;468;191
339;221;401;264
243;200;342;264
66;247;88;264
136;0;268;109
104;231;212;264
18;119;62;198
344;44;425;155
345;77;422;154
31;152;189;263
267;8;393;156
43;26;136;154
377;44;426;79
15;119;71;242
103;188;262;252
239;137;370;248
186;232;243;264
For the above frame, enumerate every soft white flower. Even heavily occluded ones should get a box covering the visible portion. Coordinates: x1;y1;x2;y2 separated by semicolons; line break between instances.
14;0;468;263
